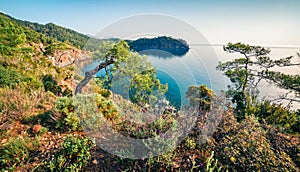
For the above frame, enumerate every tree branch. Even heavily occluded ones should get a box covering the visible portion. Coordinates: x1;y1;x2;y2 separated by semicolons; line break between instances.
75;57;114;94
270;97;300;103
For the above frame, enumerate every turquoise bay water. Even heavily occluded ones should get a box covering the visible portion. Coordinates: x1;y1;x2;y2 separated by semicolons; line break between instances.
82;45;300;108
82;45;227;108
146;48;227;107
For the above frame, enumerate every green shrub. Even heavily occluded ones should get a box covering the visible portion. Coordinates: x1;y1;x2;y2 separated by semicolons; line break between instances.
42;74;63;96
52;94;118;132
0;44;14;56
184;137;197;150
0;136;40;169
44;43;70;55
0;66;26;88
95;94;119;122
214;116;298;171
62;86;73;97
47;136;95;171
55;97;81;131
254;101;300;134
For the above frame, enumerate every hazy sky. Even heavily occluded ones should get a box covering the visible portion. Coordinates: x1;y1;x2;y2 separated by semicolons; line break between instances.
1;0;300;46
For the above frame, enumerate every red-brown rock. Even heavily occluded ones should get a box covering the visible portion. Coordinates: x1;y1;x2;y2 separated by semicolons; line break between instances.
33;124;42;133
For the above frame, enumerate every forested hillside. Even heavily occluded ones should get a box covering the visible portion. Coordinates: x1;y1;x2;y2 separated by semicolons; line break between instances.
0;12;103;50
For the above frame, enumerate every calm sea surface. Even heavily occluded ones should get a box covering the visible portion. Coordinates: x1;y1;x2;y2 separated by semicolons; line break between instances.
82;45;300;108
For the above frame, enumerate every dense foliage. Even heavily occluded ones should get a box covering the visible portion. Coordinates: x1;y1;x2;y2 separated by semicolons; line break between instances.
47;136;95;171
126;36;189;56
0;136;40;170
0;66;27;89
110;52;168;106
254;101;300;133
0;12;103;50
186;84;215;112
212;115;298;171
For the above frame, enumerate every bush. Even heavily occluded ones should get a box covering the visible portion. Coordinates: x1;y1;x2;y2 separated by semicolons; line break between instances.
254;101;300;134
62;85;73;97
48;136;95;171
42;74;63;96
44;43;70;55
265;126;300;168
214;116;298;171
55;97;81;131
95;94;119;122
0;136;40;170
0;66;26;88
52;94;119;132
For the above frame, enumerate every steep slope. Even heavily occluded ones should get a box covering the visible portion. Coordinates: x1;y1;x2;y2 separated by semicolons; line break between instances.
0;12;81;123
0;12;90;170
0;12;102;50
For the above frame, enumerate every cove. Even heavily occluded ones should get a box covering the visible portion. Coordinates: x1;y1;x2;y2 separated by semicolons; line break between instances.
82;45;227;108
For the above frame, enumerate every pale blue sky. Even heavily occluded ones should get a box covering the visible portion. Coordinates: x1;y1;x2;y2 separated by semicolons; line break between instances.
1;0;300;46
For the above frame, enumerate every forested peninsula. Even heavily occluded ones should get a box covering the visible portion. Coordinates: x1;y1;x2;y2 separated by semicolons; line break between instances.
126;36;189;56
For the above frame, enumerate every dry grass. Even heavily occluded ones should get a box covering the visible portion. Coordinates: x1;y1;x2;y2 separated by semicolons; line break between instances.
0;86;56;130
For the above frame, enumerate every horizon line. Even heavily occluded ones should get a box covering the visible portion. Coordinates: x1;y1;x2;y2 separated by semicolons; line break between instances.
189;44;300;49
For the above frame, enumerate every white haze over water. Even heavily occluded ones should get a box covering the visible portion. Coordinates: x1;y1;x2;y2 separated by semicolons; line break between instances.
212;46;300;109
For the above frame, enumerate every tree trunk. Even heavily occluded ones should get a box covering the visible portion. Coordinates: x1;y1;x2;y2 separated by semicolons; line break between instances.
75;58;114;94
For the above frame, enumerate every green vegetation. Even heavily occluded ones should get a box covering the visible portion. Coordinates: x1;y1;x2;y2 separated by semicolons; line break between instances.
0;136;40;170
0;11;101;50
254;101;300;133
0;12;299;171
42;74;72;97
76;41;167;107
213;116;298;171
111;52;168;106
0;66;27;89
264;68;300;96
54;97;81;132
0;12;55;51
47;136;95;171
44;42;72;55
217;42;271;120
217;42;300;125
24;22;90;49
205;151;223;172
126;36;189;56
186;84;215;112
